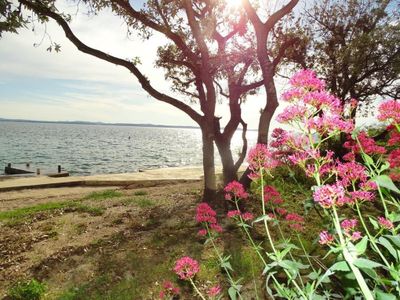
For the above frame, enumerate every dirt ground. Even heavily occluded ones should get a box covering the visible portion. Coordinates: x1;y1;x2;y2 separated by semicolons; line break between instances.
0;181;209;299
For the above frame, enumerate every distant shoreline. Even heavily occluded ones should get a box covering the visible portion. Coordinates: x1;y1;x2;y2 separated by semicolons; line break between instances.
0;118;256;131
0;118;199;130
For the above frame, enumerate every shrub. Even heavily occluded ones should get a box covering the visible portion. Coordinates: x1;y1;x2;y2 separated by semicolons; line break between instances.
8;279;46;300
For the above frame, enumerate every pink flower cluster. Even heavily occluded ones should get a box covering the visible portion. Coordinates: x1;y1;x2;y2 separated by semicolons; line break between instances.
378;99;400;124
159;281;180;299
313;184;346;208
207;285;221;297
288;69;326;91
285;213;305;231
341;219;362;241
388;126;400;146
378;217;394;230
195;203;222;234
247;144;278;172
174;256;200;280
319;231;334;245
264;185;283;204
343;132;386;161
224;181;248;200
336;161;368;186
227;210;254;221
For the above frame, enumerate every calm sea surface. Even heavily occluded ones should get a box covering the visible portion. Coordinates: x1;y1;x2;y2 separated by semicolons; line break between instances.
0;121;257;175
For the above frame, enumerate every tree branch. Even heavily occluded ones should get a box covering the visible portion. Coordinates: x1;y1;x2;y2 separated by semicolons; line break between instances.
19;0;203;124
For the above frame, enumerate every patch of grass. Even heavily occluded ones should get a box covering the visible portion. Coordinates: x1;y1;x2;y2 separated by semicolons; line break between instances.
0;200;104;223
122;197;155;208
133;190;148;196
8;279;46;300
83;189;123;201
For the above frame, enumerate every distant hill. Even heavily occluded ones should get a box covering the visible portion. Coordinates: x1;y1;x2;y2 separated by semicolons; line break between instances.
0;117;199;129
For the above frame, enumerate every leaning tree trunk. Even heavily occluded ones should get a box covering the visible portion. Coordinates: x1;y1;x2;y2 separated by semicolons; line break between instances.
201;129;217;202
215;138;238;186
240;81;279;187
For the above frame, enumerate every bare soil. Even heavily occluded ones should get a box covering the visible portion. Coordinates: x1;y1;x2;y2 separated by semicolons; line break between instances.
0;182;207;299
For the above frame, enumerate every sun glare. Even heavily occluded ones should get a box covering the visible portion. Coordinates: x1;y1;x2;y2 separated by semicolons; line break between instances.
226;0;242;8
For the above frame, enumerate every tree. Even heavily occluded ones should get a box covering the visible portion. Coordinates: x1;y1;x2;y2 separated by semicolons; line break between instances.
301;0;400;105
238;0;302;186
1;0;302;198
1;0;267;200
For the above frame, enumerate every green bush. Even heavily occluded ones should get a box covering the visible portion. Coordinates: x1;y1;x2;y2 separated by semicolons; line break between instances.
8;279;46;300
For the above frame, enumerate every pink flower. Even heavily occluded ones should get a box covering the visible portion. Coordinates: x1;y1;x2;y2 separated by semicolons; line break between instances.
388;126;400;146
275;207;287;216
349;191;375;203
378;99;400;124
289;223;304;231
378;217;394;230
224;181;248;200
241;212;254;221
276;105;308;124
196;203;217;224
388;149;400;168
264;185;283;204
198;229;207;236
285;213;304;223
210;223;223;233
319;231;334;245
159;281;180;299
207;284;222;297
281;88;305;102
336;161;368;186
350;231;362;242
174;256;200;280
289;69;325;91
341;219;358;232
247;144;278;172
360;180;378;191
270;128;289;148
307;114;353;134
303;91;342;113
313;184;345;208
227;210;241;218
285;213;305;232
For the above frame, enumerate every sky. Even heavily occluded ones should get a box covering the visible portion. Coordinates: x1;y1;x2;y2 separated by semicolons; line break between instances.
0;0;291;129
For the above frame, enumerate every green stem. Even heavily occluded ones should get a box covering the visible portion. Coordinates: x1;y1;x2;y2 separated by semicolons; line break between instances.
297;234;316;273
206;226;242;300
259;168;308;299
354;201;391;268
189;277;206;300
332;207;374;300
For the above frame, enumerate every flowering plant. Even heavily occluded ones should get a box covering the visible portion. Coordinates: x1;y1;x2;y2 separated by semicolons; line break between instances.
162;71;400;299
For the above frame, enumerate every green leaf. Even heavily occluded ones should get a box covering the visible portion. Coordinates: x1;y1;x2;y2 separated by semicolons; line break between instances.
377;237;400;261
375;288;397;300
362;153;375;166
369;217;379;230
228;287;237;300
252;214;272;224
373;175;400;194
330;261;350;272
384;235;400;248
353;258;384;270
355;236;368;255
380;161;391;172
221;261;233;271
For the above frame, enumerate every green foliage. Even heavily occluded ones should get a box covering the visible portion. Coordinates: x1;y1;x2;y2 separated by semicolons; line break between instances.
301;0;400;102
8;279;46;300
133;190;148;196
0;200;104;223
83;189;123;201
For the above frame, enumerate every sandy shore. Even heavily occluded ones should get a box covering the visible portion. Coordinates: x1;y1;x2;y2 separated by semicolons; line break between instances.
0;165;232;191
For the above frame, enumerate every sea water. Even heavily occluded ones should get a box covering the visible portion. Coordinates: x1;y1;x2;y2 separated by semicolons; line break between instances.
0;121;256;175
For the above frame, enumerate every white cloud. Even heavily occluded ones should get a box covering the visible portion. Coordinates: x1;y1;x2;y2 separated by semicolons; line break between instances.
0;0;290;129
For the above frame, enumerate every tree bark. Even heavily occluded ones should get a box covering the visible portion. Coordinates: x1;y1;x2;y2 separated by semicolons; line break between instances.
215;137;238;186
201;128;217;202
